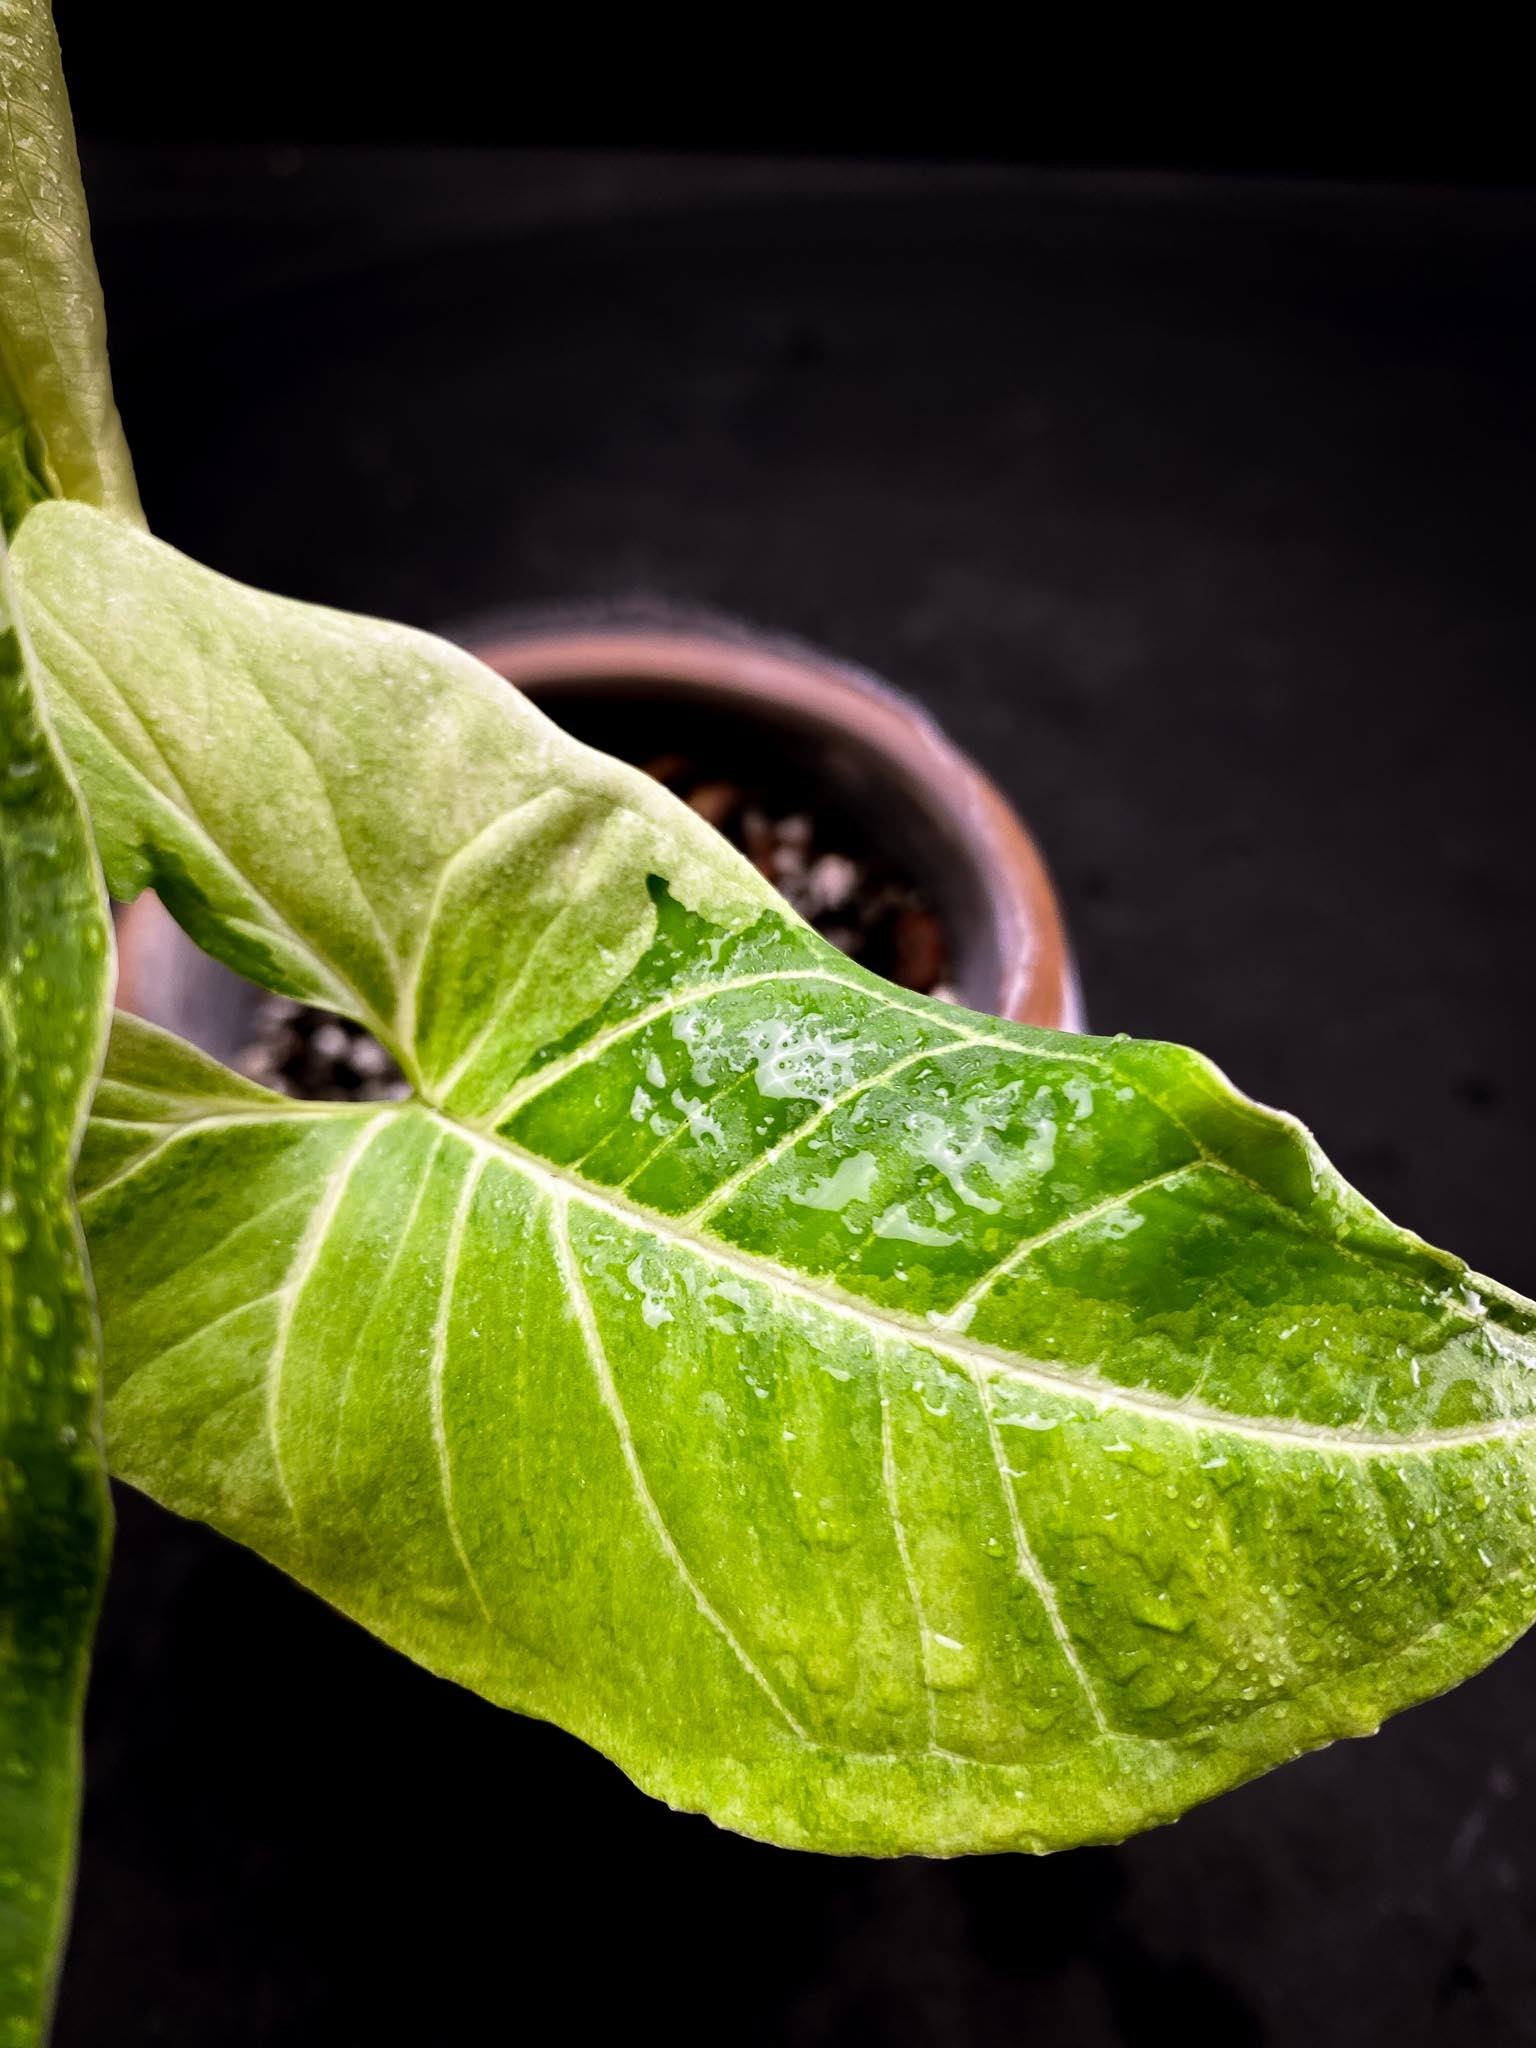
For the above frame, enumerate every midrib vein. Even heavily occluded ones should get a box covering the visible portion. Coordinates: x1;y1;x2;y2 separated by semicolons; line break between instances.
107;1092;1536;1459
428;1111;1536;1460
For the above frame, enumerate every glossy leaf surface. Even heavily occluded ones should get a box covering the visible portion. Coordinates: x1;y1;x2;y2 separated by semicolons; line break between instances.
17;502;1536;1854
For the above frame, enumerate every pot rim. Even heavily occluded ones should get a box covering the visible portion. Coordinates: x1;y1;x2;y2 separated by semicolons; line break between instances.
457;617;1082;1032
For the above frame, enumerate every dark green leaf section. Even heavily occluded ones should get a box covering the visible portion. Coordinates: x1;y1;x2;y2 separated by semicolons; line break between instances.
0;0;140;539
21;503;1536;1855
0;553;111;2039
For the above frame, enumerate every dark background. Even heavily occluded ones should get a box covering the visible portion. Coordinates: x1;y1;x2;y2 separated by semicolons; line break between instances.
43;2;1536;187
43;59;1536;2048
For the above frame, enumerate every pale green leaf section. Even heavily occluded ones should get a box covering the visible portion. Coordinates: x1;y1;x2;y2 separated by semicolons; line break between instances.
9;503;775;1097
21;503;1536;1855
0;535;111;2041
0;1;140;537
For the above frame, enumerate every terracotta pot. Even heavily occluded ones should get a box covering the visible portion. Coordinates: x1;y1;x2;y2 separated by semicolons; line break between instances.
116;615;1081;1046
457;613;1081;1030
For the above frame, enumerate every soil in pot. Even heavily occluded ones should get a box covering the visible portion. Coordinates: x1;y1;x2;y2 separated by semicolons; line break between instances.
233;745;958;1101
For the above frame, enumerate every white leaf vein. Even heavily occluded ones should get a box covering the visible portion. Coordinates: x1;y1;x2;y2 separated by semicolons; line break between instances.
265;1120;383;1522
877;1357;943;1751
551;1192;811;1743
32;595;396;1042
487;966;1098;1126
970;1366;1112;1734
428;1154;497;1626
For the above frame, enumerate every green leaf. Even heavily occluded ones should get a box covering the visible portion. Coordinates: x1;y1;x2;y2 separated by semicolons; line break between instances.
17;501;1536;1855
0;0;140;538
0;537;111;2039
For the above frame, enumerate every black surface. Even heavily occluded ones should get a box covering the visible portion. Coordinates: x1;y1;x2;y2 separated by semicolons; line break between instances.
49;4;1536;185
56;151;1536;2045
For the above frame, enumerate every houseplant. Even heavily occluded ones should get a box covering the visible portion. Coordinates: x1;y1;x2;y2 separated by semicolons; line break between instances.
5;6;1536;2039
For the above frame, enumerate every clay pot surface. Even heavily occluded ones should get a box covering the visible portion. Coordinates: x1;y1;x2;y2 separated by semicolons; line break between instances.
459;614;1082;1030
117;616;1082;1044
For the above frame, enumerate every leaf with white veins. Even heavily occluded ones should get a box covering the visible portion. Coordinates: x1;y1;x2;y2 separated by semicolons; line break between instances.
15;500;1536;1854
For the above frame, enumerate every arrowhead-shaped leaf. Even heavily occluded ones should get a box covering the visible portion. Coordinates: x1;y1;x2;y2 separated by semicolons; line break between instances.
0;537;111;2039
15;501;1536;1854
